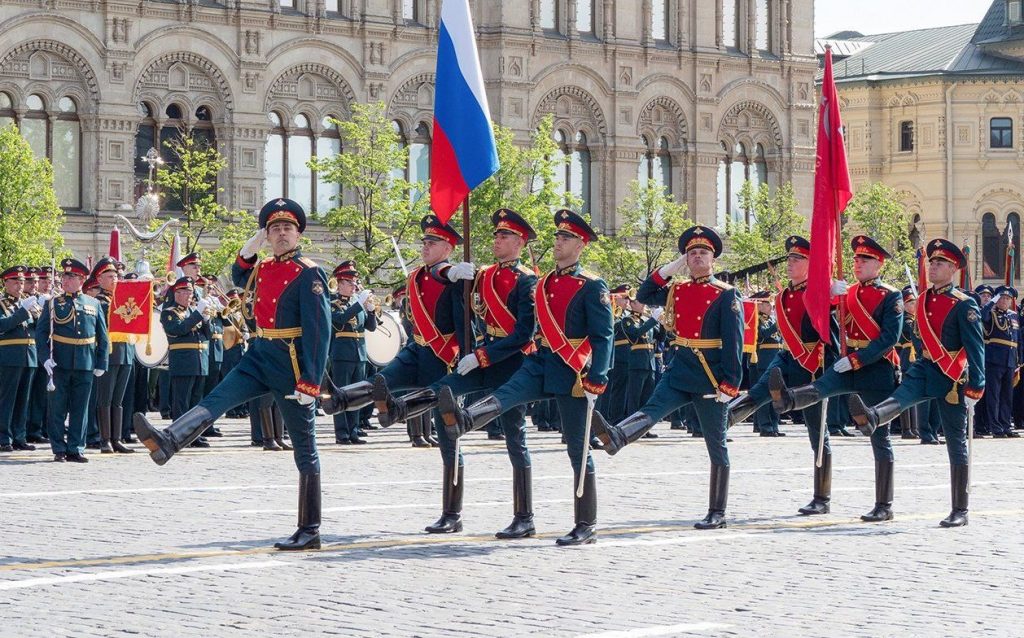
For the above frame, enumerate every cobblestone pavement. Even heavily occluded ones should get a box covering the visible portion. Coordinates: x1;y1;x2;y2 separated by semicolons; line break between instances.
1;414;1022;638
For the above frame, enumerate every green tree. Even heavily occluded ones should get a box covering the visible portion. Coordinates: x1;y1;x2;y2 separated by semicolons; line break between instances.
310;102;424;289
842;182;915;283
0;124;65;266
588;180;691;286
721;181;804;290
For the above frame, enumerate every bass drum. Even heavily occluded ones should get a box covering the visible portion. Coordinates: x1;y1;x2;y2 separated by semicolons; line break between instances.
135;312;169;368
366;310;406;369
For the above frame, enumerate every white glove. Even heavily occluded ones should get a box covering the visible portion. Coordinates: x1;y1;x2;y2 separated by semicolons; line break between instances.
650;307;664;321
19;297;41;313
716;391;732;404
833;357;853;373
446;262;476;282
36;293;51;302
286;391;316;406
585;391;599;407
239;228;267;259
43;358;56;375
658;255;687;279
355;290;372;307
196;298;211;315
457;353;480;376
965;396;980;409
830;279;849;297
93;369;105;378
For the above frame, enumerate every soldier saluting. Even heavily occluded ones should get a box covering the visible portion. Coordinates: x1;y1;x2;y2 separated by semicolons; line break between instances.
134;198;331;550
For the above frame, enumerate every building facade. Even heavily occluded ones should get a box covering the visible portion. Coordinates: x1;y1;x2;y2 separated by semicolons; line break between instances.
0;0;816;262
825;0;1024;284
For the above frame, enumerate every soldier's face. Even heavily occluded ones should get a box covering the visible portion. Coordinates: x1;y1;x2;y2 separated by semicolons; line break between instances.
174;288;193;306
757;300;772;315
337;279;356;297
37;279;51;293
997;295;1013;311
24;280;37;294
182;263;200;279
268;221;300;255
927;258;956;286
853;255;882;282
492;231;525;261
4;279;23;296
905;298;917;316
420;237;453;266
553;233;584;264
98;270;118;291
787;255;809;282
686;248;713;276
62;274;83;294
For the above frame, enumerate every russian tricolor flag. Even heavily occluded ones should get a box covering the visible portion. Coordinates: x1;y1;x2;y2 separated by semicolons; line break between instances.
430;0;499;224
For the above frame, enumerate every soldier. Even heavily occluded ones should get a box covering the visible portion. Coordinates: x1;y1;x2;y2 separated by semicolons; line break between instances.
374;209;539;538
438;210;613;546
767;236;903;521
896;286;923;441
134;198;331;550
603;285;632;424
328;260;378;445
83;275;104;449
847;239;984;528
750;291;785;437
199;276;226;439
0;265;40;452
727;236;840;516
36;258;109;462
981;285;1021;438
220;288;247;418
322;214;467;533
26;266;54;444
161;276;212;449
591;225;743;530
621;297;662;438
92;257;135;453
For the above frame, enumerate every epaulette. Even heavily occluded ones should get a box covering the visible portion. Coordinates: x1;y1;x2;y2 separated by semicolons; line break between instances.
876;281;898;293
710;278;735;291
515;263;534;277
950;288;970;301
576;270;600;281
297;257;316;269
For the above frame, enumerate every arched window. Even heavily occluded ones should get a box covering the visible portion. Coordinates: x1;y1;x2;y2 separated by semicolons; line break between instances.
716;143;730;226
263;110;333;214
409;122;431;202
755;0;771;51
982;213;1002;279
730;142;748;222
1009;212;1021;281
657;137;672;194
722;0;738;48
571;131;592;214
20;93;81;209
651;0;669;41
135;101;158;195
751;143;768;194
540;0;557;30
577;0;594;34
287;113;314;213
638;136;671;197
717;141;763;225
316;116;342;213
0;92;14;129
265;111;286;202
192;106;216;149
392;120;408;182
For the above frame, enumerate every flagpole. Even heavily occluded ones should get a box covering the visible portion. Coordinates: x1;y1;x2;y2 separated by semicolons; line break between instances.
462;197;473;351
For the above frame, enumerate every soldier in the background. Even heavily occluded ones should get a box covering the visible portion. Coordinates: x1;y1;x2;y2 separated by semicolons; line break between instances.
621;297;662;439
328;260;378;445
161;276;212;448
750;291;784;437
198;275;226;439
0;266;39;452
981;285;1021;438
92;257;134;453
26;266;54;444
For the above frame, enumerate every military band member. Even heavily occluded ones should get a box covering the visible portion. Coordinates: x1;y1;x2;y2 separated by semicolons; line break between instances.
26;266;54;444
375;208;539;539
750;291;784;437
769;236;903;521
622;297;662;436
197;276;226;438
980;285;1021;438
592;225;743;530
323;214;467;533
0;266;40;452
439;210;613;546
896;286;923;441
162;277;212;448
603;285;632;424
847;239;984;528
36;258;109;462
329;260;378;445
92;257;135;454
135;198;331;550
728;236;840;515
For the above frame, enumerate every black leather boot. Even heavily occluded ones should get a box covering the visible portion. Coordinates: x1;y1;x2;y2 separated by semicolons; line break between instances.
134;406;215;466
767;368;795;413
274;473;322;550
440;387;503;440
556;470;597;546
861;460;894;522
592;410;655;456
409;414;430;448
273;407;292;451
694;465;729;529
798;453;832;515
321;378;374;416
260;405;282;451
110;409;134;453
939;464;969;528
98;407;113;453
848;395;903;437
381;385;439;429
496;466;535;539
425;465;464;533
788;384;824;413
727;394;759;428
899;409;919;440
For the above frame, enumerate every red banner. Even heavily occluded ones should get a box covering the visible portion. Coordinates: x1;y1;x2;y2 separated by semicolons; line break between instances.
108;280;154;339
742;300;757;355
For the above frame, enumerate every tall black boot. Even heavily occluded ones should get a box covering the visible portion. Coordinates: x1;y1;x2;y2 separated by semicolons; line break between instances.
274;473;322;550
496;466;535;539
425;465;464;533
848;395;903;436
727;394;759;428
379;383;438;428
260;405;281;451
694;465;729;529
134;406;215;466
556;470;597;546
321;378;374;415
591;410;655;456
273;407;292;451
798;453;832;515
861;460;894;522
409;414;430;448
97;406;114;453
768;368;799;413
439;386;503;439
788;384;824;413
110;408;134;453
939;464;969;528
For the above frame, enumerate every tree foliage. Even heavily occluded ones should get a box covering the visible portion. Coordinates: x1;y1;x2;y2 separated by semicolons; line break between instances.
0;124;66;267
721;181;803;291
842;182;915;284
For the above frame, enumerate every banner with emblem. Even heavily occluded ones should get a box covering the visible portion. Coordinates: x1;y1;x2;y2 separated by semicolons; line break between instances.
108;280;154;339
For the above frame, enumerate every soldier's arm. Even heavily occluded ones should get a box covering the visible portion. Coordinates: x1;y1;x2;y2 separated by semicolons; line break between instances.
161;308;204;337
718;288;744;396
636;270;671;307
294;267;332;398
231;254;257;289
475;272;537;368
363;307;378;332
960;298;986;399
94;301;110;372
335;302;361;328
849;290;904;370
582;279;614;394
0;304;30;332
34;301;50;346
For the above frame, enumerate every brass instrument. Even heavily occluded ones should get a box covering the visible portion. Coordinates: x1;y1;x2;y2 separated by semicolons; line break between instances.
165;271;177;285
327;277;338;294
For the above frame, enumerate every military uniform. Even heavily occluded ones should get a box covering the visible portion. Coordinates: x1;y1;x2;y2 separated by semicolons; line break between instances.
0;266;39;452
328;260;378;444
980;285;1021;438
770;236;903;521
36;258;110;462
751;291;783;436
135;198;332;550
440;210;613;546
603;286;632;424
593;225;743;530
622;311;661;419
972;284;995;435
92;258;136;454
26;266;54;444
847;239;984;528
161;277;212;423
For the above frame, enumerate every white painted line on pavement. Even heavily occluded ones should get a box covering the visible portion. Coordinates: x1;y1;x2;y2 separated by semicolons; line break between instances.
576;622;732;637
0;559;283;591
235;498;572;515
832;480;1018;493
595;532;760;549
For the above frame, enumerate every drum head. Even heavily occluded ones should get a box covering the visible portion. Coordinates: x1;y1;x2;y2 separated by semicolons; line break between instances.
366;311;405;368
135;312;169;368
